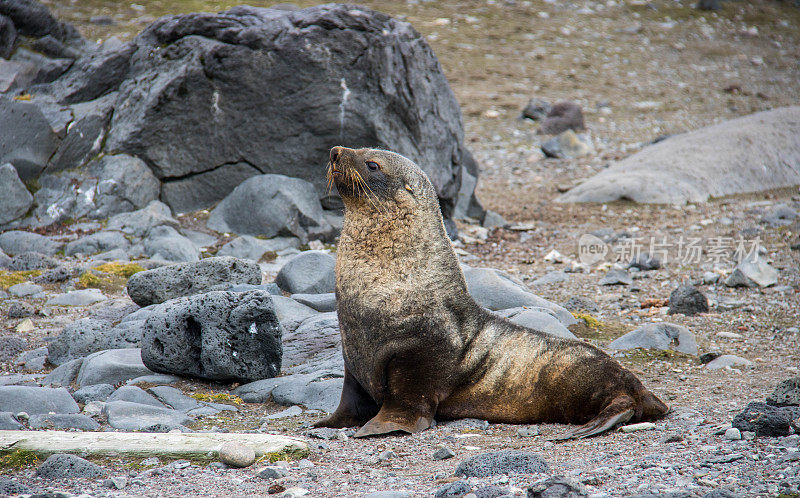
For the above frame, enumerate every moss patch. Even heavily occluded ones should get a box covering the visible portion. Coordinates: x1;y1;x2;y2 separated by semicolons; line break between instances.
0;449;40;472
95;262;145;278
190;392;243;406
569;313;629;341
0;270;42;290
255;447;310;464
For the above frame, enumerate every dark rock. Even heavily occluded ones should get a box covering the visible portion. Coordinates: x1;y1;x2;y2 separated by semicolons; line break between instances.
207;174;335;243
474;486;513;498
0;0;84;44
697;0;721;10
668;285;709;316
48;318;142;366
75;348;155;387
433;447;456;460
30;34;80;59
161;161;261;214
46;108;110;173
0;15;16;59
454;450;549;478
0;386;79;414
72;383;115;403
0;163;33;225
0;58;37;92
629;253;662;271
732;402;799;437
0;100;58;179
33;265;73;283
0;230;61;256
36;453;106;479
44;41;134;104
271;295;319;333
28;413;101;430
521;98;551;121
0;335;27;361
434;480;471;498
103;400;191;431
767;378;800;407
275;251;336;294
7;251;58;271
538;101;585;135
42;358;83;386
527;477;588;497
101;4;479;217
608;322;698;355
126;256;262;307
141;290;282;382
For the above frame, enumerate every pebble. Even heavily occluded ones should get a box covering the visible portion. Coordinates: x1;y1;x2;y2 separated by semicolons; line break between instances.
724;428;742;440
218;442;256;468
516;426;540;437
619;422;656;433
432;447;456;460
258;466;289;480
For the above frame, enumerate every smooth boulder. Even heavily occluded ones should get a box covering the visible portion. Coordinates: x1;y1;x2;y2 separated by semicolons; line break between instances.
608;322;698;355
0;163;33;225
126;256;262;307
557;107;800;204
141;290;282;382
275;251;336;295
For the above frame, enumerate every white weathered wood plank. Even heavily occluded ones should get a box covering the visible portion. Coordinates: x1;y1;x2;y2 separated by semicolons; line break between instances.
0;431;308;459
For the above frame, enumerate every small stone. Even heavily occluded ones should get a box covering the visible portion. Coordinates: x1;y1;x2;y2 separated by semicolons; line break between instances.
705;354;753;370
7;302;34;318
454;450;548;477
619;422;656;433
434;480;471;498
724;427;742;440
767;378;800;407
517;426;540;437
527;477;588;497
258;466;289;479
36;454;106;479
103;476;128;489
702;271;720;285
629;253;662;271
541;130;593;159
280;487;309;498
725;257;779;288
599;269;632;286
433;447;456;460
218;442;256;468
668;285;709;316
521;98;552;121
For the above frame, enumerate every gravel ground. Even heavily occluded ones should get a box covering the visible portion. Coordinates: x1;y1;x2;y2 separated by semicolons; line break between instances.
2;0;799;496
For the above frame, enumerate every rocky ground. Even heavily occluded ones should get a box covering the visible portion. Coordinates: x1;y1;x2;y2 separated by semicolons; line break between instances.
1;0;800;497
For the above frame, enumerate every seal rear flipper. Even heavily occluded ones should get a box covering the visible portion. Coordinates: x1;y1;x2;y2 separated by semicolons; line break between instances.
354;405;433;438
553;394;636;440
314;367;379;429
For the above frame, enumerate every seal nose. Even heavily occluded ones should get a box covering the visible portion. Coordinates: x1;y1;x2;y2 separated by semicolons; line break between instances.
330;146;344;164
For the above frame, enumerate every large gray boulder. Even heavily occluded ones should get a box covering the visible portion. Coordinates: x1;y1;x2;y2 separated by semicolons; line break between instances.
140;290;283;382
557;107;800;204
0;386;79;414
0;98;58;179
98;4;480;217
142;226;199;262
0;230;61;256
282;312;342;372
103;400;190;431
126;256;262;307
107;200;179;237
64;230;129;257
0;163;33;225
207;174;335;242
89;154;161;217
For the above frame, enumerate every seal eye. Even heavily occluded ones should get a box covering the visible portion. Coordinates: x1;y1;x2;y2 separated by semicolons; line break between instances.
366;161;380;172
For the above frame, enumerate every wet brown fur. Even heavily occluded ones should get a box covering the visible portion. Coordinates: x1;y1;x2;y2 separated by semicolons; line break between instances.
317;147;668;439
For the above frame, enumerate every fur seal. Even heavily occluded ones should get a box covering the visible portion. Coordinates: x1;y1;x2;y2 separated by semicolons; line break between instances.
316;146;668;439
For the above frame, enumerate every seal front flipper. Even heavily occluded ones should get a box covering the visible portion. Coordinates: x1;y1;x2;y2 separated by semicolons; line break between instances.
354;401;434;438
314;367;379;429
553;394;636;441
